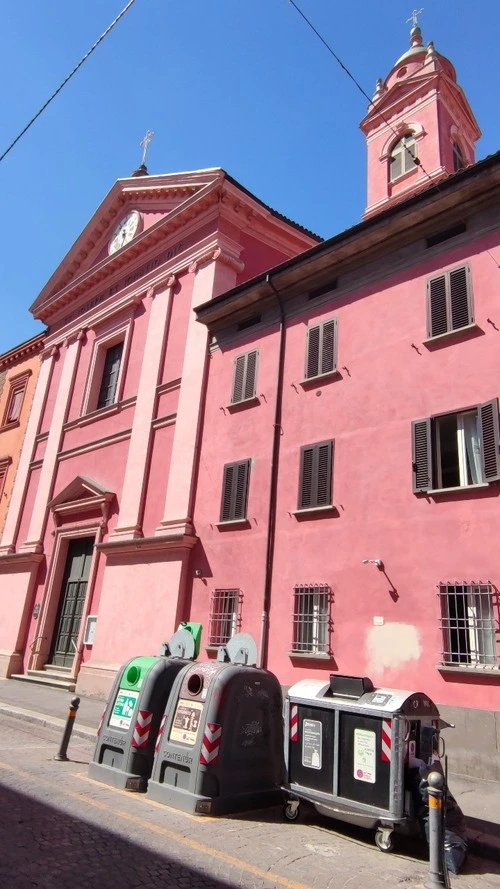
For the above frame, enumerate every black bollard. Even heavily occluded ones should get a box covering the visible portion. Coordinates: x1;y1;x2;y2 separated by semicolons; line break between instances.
54;696;80;761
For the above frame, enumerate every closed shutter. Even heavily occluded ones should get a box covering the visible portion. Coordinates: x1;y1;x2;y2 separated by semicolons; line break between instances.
427;265;472;338
244;350;258;399
231;356;245;403
320;319;337;375
306;326;320;378
305;319;337;379
220;460;250;521
412;418;432;492
479;399;500;482
231;350;258;403
390;150;402;181
428;275;448;337
450;266;472;330
298;440;333;509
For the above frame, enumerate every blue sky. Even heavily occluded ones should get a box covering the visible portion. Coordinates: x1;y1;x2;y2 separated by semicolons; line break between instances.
1;1;497;353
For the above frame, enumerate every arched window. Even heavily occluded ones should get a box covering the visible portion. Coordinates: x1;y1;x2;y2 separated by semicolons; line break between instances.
389;133;417;181
453;141;465;173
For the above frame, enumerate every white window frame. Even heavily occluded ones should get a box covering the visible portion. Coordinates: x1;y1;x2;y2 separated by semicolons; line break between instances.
435;409;483;489
81;320;132;416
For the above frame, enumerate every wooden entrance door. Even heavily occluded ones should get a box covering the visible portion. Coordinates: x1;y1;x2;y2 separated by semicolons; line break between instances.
49;537;94;668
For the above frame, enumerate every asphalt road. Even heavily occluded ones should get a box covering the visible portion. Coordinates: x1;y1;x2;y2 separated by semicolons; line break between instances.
0;713;499;889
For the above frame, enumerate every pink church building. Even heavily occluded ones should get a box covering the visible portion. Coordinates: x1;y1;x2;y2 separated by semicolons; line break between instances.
0;167;318;694
0;24;499;777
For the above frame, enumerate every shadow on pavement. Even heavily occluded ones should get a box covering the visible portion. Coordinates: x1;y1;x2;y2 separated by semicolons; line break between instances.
0;780;243;889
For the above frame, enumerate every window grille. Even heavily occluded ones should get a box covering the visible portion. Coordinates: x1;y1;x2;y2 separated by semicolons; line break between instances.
208;588;242;646
231;350;258;404
97;341;124;409
291;584;331;654
438;583;499;667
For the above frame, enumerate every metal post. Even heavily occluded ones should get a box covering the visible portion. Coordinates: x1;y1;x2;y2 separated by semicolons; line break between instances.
425;770;449;889
54;696;80;762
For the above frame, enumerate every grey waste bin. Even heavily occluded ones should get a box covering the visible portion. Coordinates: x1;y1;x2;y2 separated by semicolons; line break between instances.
88;627;200;791
283;674;442;852
147;633;284;815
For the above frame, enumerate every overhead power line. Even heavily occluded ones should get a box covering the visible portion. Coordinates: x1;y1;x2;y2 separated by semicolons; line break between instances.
287;0;434;183
0;0;138;165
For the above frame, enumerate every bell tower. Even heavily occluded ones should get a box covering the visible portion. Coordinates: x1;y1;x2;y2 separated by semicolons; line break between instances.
360;21;481;218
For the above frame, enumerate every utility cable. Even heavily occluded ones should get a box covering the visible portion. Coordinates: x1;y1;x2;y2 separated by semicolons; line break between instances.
0;0;138;165
287;0;434;183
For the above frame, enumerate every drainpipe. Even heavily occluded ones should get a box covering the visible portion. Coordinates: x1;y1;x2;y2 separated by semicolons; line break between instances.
258;274;286;669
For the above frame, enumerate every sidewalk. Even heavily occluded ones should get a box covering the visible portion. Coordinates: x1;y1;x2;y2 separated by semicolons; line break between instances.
1;677;499;864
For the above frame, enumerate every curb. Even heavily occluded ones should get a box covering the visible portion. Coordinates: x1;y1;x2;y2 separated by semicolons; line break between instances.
0;703;96;742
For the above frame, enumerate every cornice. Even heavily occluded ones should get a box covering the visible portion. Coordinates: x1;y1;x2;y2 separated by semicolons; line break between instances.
96;533;197;555
34;185;222;322
0;332;46;371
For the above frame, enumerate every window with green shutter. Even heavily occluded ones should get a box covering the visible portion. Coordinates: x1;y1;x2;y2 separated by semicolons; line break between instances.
298;440;334;509
220;460;250;521
305;318;337;380
231;350;258;404
412;399;500;492
426;264;473;338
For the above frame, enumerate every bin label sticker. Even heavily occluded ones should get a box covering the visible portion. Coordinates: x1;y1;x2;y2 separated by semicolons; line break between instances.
109;689;140;730
354;728;376;783
169;699;204;745
302;719;322;769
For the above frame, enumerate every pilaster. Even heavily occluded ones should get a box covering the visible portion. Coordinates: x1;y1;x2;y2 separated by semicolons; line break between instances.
19;333;83;553
156;252;239;536
110;279;175;539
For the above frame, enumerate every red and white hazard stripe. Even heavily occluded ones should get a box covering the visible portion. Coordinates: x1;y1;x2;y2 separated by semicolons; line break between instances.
290;705;299;742
381;718;392;762
131;709;153;748
155;714;166;752
200;722;222;765
97;708;106;736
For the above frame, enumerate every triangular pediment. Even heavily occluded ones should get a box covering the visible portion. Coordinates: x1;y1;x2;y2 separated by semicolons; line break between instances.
31;168;225;316
49;476;115;509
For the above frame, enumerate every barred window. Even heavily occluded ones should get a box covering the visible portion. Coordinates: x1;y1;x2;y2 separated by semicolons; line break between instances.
439;583;499;667
291;584;331;655
208;589;242;646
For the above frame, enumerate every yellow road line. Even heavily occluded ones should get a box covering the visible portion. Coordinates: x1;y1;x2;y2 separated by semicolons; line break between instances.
0;760;313;889
75;771;204;821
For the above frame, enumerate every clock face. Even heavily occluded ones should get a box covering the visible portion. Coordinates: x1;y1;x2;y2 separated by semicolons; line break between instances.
108;210;141;255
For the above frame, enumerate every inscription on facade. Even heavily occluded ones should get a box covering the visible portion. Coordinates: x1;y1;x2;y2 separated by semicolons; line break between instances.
60;240;184;325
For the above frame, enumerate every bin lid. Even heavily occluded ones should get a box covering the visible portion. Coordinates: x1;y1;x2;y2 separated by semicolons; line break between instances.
287;679;439;717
